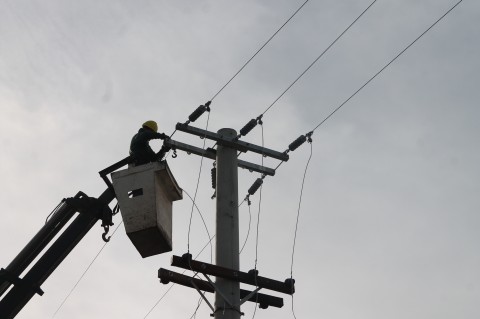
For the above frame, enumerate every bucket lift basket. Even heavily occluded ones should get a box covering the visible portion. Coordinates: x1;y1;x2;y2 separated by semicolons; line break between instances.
112;162;182;258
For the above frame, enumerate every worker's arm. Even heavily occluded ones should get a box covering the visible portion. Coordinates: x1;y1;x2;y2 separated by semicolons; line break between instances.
137;130;168;143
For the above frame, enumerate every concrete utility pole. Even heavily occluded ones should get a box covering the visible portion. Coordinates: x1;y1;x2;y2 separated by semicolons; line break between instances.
215;128;240;319
158;122;295;316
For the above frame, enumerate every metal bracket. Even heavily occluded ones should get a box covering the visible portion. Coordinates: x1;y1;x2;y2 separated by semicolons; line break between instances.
202;273;236;309
191;279;215;313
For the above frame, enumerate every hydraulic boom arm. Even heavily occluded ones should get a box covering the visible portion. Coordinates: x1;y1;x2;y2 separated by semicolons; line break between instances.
0;188;115;319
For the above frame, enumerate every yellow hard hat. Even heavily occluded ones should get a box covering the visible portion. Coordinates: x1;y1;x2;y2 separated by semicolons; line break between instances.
142;120;158;132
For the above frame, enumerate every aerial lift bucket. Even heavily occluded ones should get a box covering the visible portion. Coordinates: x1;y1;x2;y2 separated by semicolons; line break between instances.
111;162;182;258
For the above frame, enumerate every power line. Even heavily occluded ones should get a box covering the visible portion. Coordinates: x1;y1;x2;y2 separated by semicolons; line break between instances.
289;141;313;319
235;0;378;142
310;0;464;133
52;221;123;318
171;0;310;138
251;123;265;319
260;0;378;116
239;198;252;254
290;141;313;278
210;0;311;102
187;111;212;254
250;0;464;187
183;188;213;263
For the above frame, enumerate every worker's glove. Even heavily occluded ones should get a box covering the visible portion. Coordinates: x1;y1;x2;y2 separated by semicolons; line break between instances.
158;133;168;140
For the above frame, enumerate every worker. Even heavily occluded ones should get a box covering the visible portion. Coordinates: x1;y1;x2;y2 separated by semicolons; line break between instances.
129;120;168;166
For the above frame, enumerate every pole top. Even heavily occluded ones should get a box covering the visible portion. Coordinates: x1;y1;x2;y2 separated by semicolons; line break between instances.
217;128;237;138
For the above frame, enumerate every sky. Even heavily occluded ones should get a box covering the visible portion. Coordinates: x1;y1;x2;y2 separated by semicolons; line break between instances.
0;0;479;318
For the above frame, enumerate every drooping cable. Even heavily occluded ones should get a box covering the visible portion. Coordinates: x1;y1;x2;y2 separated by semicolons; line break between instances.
143;235;216;318
289;140;313;319
251;123;265;319
52;221;123;318
210;0;311;102
189;297;203;319
183;188;213;263
239;197;252;254
310;0;464;134
251;182;262;319
187;111;212;254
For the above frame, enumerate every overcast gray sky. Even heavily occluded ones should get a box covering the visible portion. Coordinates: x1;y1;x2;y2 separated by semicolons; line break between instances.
1;0;479;318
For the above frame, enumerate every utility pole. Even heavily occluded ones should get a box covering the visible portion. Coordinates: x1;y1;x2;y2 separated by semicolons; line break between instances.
158;122;295;317
215;128;240;319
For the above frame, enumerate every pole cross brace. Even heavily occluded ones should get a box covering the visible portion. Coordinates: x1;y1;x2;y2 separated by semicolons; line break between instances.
158;268;283;309
175;123;289;162
171;254;295;295
164;139;276;176
202;273;243;315
191;278;216;314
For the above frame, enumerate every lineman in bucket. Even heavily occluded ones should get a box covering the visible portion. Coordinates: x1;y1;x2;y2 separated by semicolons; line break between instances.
129;120;169;166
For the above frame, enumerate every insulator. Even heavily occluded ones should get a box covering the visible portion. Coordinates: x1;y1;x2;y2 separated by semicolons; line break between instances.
288;135;306;152
188;105;207;123
248;178;263;195
211;167;216;189
240;119;258;137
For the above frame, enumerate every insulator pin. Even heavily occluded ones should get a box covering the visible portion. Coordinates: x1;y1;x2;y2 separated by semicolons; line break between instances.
211;167;216;189
248;178;263;195
240;119;258;137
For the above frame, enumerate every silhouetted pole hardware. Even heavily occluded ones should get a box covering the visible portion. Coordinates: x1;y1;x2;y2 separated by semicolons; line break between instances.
159;124;296;318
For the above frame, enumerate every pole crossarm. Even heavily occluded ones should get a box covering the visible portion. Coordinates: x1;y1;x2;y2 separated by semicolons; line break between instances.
164;139;275;176
158;268;283;309
171;255;295;295
175;123;289;162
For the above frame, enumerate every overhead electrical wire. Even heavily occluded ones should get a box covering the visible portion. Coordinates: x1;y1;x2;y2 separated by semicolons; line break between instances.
289;141;313;319
240;3;465;317
170;0;310;138
210;0;311;102
260;0;378;117
242;0;464;194
309;0;464;134
251;123;266;319
234;0;378;143
160;1;462;317
187;112;212;254
183;188;214;263
239;198;252;254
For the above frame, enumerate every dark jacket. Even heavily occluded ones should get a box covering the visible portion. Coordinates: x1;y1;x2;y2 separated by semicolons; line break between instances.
129;128;164;165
